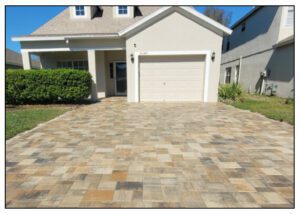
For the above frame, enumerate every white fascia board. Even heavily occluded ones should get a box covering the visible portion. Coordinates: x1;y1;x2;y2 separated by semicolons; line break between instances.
119;6;171;36
180;7;232;35
119;6;232;37
12;36;65;42
12;34;120;42
64;34;119;40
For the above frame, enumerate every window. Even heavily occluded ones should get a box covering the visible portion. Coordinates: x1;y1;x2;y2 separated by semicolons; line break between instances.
57;60;88;70
235;65;240;84
75;6;85;16
226;41;230;52
285;6;294;27
225;67;232;84
118;6;128;15
241;23;246;32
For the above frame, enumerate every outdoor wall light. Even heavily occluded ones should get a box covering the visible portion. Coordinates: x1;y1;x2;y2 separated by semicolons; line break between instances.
130;54;134;63
211;52;215;62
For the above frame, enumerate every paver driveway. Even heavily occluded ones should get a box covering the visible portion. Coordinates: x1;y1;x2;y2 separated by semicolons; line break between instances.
6;98;294;208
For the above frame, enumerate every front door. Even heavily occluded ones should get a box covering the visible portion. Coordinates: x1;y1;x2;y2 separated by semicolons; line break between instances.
114;62;127;95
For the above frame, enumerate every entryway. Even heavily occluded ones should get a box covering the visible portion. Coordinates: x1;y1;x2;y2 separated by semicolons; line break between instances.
114;62;127;96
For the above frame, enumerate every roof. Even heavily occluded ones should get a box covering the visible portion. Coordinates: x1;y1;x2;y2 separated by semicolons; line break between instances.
6;48;40;68
32;6;161;35
12;6;232;42
230;6;262;29
274;35;294;48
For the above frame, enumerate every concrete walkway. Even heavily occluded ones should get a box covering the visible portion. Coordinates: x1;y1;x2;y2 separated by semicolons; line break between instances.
6;97;294;208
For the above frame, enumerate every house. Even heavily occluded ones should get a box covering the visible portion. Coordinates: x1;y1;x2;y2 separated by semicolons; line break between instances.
6;48;40;69
12;6;232;102
220;6;294;98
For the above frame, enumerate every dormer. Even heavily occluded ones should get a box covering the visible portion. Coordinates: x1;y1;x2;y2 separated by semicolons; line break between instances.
113;6;134;18
70;6;98;19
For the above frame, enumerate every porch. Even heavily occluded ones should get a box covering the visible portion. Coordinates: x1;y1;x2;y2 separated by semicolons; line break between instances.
22;50;127;100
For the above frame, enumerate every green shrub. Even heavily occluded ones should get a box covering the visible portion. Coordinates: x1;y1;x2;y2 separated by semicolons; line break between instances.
6;69;92;104
218;83;243;101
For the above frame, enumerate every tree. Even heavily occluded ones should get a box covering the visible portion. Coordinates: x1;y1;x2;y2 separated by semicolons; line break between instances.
204;6;232;27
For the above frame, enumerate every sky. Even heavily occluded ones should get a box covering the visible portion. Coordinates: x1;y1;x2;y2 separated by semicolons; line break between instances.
6;6;254;53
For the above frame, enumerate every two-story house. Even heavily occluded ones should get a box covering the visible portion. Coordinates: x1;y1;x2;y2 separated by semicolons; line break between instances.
220;6;294;98
12;6;232;102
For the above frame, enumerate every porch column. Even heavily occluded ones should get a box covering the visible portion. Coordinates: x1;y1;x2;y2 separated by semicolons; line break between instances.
95;51;106;98
87;50;97;101
21;50;31;70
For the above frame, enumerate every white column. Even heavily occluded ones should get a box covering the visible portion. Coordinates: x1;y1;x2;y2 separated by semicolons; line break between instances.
87;50;97;101
95;51;106;98
21;50;31;70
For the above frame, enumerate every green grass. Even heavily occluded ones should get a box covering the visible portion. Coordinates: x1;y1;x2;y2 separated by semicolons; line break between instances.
229;93;294;125
6;107;70;140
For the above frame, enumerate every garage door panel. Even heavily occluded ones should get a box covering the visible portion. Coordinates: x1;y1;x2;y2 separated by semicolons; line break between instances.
139;55;205;102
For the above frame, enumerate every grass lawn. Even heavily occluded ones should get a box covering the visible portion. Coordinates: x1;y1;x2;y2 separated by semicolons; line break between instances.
6;106;71;140
229;93;294;125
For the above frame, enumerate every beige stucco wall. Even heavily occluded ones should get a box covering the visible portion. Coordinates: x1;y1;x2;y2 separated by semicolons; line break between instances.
126;11;223;102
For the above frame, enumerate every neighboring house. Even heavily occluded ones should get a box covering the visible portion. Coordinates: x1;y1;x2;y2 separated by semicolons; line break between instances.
6;48;40;69
220;6;294;98
12;6;231;102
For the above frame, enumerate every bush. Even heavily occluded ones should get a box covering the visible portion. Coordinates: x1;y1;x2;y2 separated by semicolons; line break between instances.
218;83;243;101
6;69;92;104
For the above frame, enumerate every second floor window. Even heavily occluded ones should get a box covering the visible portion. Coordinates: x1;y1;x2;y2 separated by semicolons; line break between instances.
285;7;294;27
75;6;85;16
118;6;128;15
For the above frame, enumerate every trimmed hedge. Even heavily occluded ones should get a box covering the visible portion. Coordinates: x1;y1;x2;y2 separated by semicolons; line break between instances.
6;69;92;104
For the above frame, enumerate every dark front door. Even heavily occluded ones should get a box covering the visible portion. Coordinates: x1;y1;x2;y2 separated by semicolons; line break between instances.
115;62;127;95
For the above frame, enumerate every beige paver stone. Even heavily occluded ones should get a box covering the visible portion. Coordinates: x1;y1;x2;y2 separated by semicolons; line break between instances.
6;97;294;208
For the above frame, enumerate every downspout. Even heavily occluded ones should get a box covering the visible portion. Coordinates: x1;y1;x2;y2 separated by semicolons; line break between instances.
239;56;242;83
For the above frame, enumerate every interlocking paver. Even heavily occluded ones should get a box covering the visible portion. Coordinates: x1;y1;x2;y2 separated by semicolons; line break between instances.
6;97;294;207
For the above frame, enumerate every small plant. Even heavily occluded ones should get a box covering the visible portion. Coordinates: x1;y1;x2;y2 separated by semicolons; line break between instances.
285;97;294;105
218;83;243;102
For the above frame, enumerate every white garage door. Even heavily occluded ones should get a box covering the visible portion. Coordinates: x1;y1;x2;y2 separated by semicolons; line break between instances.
139;55;205;101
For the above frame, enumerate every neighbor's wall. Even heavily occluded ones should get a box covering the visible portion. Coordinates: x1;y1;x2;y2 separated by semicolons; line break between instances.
220;6;294;98
266;43;294;98
126;11;223;102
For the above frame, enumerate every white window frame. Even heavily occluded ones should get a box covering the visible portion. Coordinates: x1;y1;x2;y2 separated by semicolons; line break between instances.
116;6;130;17
284;6;294;27
134;50;211;103
57;60;88;70
74;6;86;18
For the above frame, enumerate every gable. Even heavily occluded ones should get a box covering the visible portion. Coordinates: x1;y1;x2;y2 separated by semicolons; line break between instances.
120;7;232;37
126;11;223;51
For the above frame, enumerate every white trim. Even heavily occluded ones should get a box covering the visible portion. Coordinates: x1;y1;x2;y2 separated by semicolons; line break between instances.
119;7;170;36
21;46;125;53
12;36;65;42
115;6;130;18
134;50;211;103
74;6;87;18
12;34;119;42
180;7;232;35
113;61;127;96
119;6;232;36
